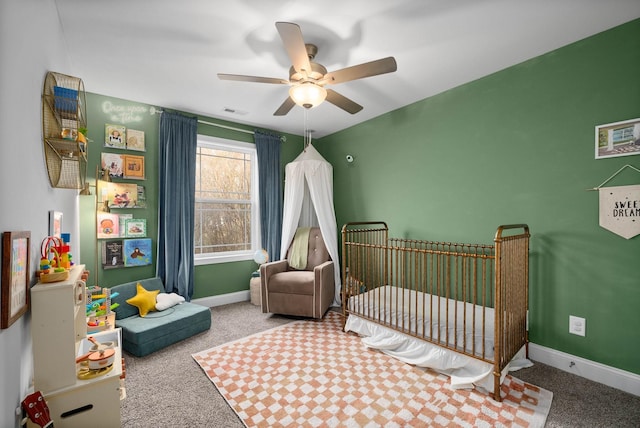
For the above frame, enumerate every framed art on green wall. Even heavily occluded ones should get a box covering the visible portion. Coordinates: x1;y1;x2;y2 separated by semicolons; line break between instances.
595;117;640;159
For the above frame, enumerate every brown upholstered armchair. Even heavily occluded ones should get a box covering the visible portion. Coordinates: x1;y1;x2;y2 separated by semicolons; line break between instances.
260;227;335;319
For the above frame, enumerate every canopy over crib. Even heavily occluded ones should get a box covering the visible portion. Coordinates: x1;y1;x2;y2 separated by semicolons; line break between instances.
280;144;342;306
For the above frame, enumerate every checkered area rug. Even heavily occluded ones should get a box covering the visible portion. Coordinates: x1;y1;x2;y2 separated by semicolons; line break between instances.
193;311;552;427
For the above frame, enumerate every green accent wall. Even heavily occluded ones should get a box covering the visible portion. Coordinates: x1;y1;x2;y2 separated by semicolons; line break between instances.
316;19;640;375
80;94;303;299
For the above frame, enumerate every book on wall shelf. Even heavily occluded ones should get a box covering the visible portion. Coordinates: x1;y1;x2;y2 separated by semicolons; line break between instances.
126;129;145;151
97;181;146;209
97;213;120;239
124;219;147;238
123;155;145;180
124;238;152;267
134;185;147;208
101;239;124;269
105;124;126;149
101;153;124;178
98;181;137;209
118;214;132;237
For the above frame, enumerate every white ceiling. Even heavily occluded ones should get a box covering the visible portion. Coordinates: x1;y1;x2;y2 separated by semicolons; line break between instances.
54;0;640;138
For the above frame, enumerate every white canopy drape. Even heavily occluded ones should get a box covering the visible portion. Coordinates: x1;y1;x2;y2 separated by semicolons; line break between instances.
280;144;341;306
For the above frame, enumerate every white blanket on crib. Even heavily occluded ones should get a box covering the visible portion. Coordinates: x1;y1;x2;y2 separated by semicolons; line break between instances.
347;286;495;356
345;286;531;392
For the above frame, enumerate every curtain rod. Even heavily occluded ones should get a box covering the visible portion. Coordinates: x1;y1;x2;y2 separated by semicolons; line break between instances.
151;108;286;142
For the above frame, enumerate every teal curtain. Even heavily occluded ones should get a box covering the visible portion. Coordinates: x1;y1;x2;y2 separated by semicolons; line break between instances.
157;112;197;300
254;130;282;261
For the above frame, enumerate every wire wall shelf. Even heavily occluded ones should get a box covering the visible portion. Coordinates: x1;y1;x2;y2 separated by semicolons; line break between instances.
42;71;87;189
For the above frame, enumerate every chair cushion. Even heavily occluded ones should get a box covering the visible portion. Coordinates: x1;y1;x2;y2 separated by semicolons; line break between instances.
268;271;315;295
306;228;330;270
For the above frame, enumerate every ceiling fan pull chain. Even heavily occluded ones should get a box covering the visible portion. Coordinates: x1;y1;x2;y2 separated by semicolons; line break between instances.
304;108;309;148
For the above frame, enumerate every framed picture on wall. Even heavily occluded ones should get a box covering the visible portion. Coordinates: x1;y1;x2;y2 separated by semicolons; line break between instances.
123;155;145;179
1;231;30;329
48;211;63;238
595;117;640;159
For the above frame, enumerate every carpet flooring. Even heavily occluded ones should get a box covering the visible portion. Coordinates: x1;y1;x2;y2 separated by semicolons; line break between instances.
193;311;552;427
120;302;640;427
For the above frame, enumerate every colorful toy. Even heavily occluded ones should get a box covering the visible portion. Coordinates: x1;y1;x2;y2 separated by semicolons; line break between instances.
39;257;51;274
40;236;71;270
37;237;71;282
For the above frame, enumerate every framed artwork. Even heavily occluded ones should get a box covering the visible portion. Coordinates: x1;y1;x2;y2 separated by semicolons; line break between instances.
595;117;640;159
101;239;124;269
101;153;124;178
124;238;152;267
1;231;30;329
97;213;120;239
126;129;146;151
124;219;147;238
48;211;62;238
105;124;126;149
98;181;138;209
123;155;145;179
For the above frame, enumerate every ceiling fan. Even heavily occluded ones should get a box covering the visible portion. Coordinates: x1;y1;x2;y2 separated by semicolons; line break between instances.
218;22;397;116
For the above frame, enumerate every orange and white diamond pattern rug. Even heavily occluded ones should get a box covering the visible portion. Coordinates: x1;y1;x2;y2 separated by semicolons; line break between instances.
193;311;552;427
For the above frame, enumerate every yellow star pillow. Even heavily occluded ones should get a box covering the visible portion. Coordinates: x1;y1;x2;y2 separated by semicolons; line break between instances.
126;283;160;317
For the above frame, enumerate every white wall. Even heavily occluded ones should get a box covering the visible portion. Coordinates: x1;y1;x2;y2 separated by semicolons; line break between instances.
0;1;79;426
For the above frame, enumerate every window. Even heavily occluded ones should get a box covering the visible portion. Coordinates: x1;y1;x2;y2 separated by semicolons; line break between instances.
612;126;634;144
194;135;259;265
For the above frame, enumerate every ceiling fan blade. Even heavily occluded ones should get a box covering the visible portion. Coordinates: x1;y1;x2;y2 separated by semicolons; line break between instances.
323;57;397;85
273;97;296;116
275;22;312;75
218;73;289;85
325;89;363;114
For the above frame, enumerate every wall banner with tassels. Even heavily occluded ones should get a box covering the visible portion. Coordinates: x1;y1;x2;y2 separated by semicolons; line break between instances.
599;184;640;239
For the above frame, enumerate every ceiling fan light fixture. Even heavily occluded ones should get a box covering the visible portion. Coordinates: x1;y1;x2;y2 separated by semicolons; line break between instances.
289;83;327;109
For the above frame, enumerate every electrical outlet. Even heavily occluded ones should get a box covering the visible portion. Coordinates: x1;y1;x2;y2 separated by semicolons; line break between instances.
569;315;586;336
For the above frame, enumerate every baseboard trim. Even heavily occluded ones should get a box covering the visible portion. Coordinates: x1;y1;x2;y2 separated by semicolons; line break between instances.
192;291;250;308
528;343;640;397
